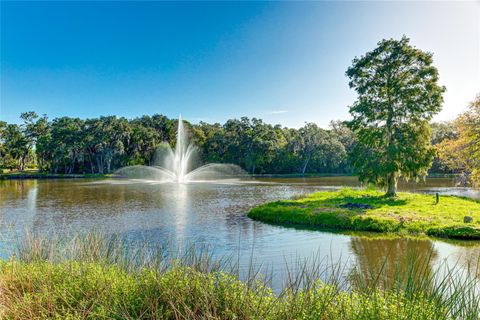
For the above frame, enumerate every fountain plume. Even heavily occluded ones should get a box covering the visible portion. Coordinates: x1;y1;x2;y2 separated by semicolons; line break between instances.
116;115;246;183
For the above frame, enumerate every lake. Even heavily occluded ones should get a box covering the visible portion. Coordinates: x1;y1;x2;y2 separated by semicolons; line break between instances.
1;176;479;288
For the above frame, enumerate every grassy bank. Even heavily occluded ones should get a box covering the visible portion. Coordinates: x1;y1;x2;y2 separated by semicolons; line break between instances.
0;234;479;319
0;261;458;319
248;188;480;239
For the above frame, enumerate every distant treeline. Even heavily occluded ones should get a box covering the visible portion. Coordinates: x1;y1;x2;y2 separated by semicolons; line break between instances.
0;112;458;175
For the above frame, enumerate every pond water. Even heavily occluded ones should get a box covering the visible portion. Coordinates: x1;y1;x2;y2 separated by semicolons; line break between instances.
1;176;479;288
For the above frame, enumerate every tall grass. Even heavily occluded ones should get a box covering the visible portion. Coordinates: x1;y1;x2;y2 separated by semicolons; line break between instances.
0;232;479;319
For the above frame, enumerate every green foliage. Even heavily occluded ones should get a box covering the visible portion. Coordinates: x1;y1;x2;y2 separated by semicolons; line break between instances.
430;121;458;145
429;121;459;173
346;37;445;196
1;233;478;320
462;95;480;186
434;94;480;186
0;123;30;170
248;189;480;239
1;260;453;320
1;112;354;175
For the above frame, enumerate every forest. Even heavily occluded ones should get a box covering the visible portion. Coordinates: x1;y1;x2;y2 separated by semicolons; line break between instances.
0;98;477;179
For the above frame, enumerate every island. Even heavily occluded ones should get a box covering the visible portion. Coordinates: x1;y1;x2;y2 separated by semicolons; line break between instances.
248;188;480;239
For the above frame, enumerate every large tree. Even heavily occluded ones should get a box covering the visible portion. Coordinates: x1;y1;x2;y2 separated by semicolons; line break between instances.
346;36;445;196
437;94;480;187
460;95;480;186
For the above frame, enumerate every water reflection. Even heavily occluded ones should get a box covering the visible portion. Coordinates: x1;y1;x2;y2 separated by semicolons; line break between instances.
350;236;437;288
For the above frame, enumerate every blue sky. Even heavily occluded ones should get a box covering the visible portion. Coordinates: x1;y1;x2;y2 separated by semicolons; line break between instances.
1;1;478;128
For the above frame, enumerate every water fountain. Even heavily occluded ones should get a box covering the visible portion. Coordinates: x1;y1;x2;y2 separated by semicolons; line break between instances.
115;115;246;183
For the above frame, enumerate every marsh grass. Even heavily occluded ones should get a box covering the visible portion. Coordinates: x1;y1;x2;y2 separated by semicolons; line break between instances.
0;232;479;319
248;188;480;239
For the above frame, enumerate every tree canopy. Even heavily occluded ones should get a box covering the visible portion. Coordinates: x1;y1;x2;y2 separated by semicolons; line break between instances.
436;95;480;187
0;113;353;175
346;36;445;196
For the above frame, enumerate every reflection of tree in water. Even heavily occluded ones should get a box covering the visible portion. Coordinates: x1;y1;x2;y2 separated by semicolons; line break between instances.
0;180;36;205
350;236;437;290
449;244;480;280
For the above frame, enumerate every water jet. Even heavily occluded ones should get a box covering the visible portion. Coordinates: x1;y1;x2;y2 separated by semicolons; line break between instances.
115;115;246;183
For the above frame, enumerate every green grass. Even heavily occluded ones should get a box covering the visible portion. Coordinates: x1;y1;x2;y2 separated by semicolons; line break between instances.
248;188;480;239
0;233;479;319
0;261;456;320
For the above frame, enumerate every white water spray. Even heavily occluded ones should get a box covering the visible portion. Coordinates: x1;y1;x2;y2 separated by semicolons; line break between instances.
116;115;245;183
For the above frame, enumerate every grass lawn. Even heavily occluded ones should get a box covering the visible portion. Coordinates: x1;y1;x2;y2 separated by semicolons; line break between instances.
248;188;480;239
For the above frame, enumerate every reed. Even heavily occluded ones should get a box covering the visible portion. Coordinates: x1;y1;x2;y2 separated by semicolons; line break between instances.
0;232;479;319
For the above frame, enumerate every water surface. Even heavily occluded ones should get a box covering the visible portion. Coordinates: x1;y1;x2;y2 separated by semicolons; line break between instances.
1;176;479;287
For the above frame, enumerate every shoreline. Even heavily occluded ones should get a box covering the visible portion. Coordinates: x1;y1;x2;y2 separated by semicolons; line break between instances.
247;188;480;240
1;232;478;319
0;171;458;181
0;172;112;180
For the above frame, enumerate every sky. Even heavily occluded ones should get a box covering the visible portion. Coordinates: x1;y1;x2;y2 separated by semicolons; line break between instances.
1;1;479;128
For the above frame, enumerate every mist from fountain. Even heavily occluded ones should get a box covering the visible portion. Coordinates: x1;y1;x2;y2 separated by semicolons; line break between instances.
115;115;246;183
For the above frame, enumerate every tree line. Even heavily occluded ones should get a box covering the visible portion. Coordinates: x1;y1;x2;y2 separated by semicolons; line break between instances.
0;112;354;175
0;107;475;178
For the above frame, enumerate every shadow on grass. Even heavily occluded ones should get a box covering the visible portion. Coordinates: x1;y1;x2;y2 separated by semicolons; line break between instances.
328;195;407;207
283;194;408;209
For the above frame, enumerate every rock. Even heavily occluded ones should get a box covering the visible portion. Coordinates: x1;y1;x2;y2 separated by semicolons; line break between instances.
464;216;473;223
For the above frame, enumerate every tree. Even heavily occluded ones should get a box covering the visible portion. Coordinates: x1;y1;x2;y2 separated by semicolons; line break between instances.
33;115;51;172
49;117;85;173
460;95;480;186
0;121;7;169
193;122;226;164
436;136;469;174
437;94;480;187
346;36;445;196
2;124;29;170
430;121;457;145
20;111;51;171
295;123;328;174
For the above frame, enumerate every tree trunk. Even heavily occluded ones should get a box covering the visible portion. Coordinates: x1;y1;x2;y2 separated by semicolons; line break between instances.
21;156;26;171
38;156;43;172
302;156;311;174
96;156;103;174
70;155;76;174
89;158;95;174
386;172;398;197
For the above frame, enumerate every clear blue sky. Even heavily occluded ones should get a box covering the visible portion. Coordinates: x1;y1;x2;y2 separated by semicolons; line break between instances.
1;1;478;128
